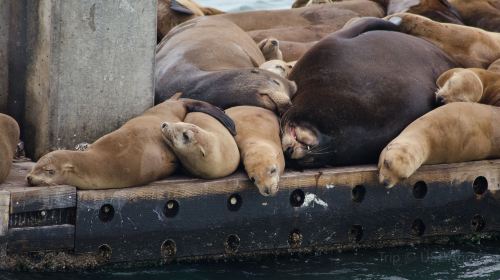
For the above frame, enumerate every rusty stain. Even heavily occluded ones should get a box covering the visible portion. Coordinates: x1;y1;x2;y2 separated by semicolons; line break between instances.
88;4;96;32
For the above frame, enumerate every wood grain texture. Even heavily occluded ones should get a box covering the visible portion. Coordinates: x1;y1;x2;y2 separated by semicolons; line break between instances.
7;224;74;252
0;190;9;236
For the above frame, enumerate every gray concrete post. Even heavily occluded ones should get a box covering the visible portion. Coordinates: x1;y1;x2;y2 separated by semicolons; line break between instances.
23;0;156;160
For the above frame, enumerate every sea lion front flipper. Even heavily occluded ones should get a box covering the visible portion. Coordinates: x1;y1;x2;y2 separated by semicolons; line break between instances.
337;17;400;39
184;100;237;136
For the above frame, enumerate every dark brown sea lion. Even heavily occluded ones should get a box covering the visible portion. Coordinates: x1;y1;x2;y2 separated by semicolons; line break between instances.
280;17;457;168
0;114;20;183
157;0;224;43
448;0;500;32
155;17;297;114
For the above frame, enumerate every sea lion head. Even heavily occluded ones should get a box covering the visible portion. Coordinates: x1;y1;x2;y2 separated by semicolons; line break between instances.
247;69;297;114
161;121;207;158
436;69;483;105
258;38;283;61
243;142;283;196
27;150;76;186
280;118;334;168
378;143;419;188
259;60;294;78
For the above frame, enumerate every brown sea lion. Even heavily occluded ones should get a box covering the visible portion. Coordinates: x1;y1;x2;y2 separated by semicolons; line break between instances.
0;114;20;183
157;0;224;43
161;112;240;179
436;68;500;106
387;13;500;68
448;0;500;32
376;0;464;24
26;94;235;189
226;106;285;196
259;60;295;78
258;38;283;61
279;40;317;62
488;58;500;73
155;17;297;114
379;102;500;188
280;17;457;168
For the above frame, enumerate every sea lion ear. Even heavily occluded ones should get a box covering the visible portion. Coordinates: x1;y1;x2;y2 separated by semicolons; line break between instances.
199;145;206;158
170;0;195;15
63;163;74;172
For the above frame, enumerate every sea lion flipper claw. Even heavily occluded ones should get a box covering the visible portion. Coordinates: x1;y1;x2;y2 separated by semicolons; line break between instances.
185;101;237;136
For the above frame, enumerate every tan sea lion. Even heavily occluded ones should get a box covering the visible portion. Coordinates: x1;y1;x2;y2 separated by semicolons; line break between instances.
26;94;235;189
0;114;20;183
161;112;240;179
258;38;283;61
379;102;500;188
157;0;224;43
448;0;500;32
226;106;285;196
386;13;500;68
488;58;500;73
155;17;297;114
259;60;295;78
436;68;500;106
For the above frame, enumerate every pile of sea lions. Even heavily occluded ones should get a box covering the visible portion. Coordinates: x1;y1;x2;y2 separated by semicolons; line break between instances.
1;0;498;197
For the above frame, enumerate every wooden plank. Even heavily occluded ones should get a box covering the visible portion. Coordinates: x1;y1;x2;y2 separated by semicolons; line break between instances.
7;225;74;252
8;186;76;214
0;190;9;236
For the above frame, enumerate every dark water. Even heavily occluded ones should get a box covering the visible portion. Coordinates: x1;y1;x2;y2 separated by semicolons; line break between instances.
3;243;500;280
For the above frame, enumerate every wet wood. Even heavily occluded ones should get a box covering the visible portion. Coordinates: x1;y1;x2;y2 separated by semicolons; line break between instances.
7;224;74;252
0;190;9;236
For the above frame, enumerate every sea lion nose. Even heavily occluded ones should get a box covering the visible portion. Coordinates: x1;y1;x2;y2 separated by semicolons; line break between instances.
285;147;294;158
436;96;445;106
271;40;278;46
161;122;168;129
27;175;34;186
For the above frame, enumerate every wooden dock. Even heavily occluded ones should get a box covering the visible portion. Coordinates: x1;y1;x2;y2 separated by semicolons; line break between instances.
1;159;500;271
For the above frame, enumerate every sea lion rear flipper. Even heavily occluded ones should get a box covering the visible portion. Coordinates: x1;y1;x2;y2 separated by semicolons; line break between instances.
170;0;195;15
338;17;399;39
185;101;237;136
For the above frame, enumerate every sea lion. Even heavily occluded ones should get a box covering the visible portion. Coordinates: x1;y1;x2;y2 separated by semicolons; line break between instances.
281;17;457;168
212;0;384;43
26;94;235;189
279;40;317;62
225;106;285;196
386;13;500;68
157;0;224;43
259;60;295;78
0;114;20;183
448;0;500;32
161;112;239;179
436;68;500;106
155;17;297;114
488;58;500;73
377;0;464;24
258;38;283;61
378;102;500;188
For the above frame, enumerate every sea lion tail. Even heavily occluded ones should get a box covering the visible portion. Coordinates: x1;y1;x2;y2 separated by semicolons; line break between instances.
184;100;237;136
337;17;399;39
